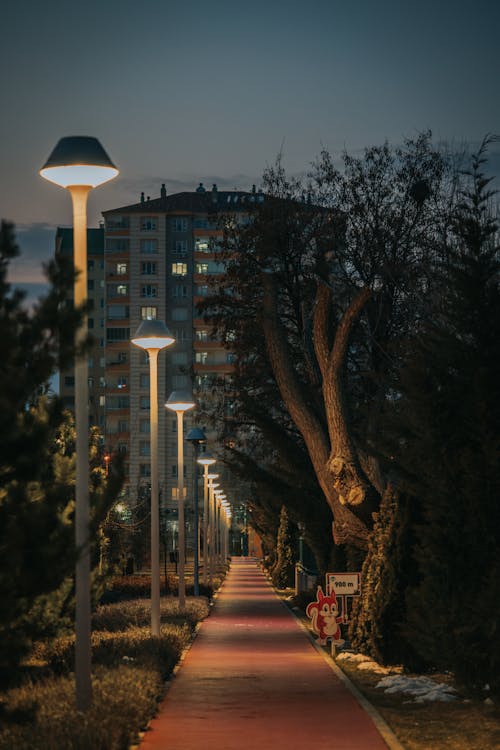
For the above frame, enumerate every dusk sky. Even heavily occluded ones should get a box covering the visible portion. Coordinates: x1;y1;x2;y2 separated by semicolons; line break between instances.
1;0;499;296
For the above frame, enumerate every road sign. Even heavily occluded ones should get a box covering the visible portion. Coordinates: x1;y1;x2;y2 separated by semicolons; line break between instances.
326;572;361;596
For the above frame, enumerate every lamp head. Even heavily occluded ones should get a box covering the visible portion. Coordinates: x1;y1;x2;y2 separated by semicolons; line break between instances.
165;390;196;413
186;427;207;445
40;136;118;188
131;319;175;351
197;451;216;466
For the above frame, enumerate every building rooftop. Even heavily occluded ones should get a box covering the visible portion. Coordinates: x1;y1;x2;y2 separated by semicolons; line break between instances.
102;183;265;215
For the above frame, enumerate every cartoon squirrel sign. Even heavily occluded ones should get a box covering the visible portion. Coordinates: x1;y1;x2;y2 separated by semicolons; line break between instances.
306;586;344;646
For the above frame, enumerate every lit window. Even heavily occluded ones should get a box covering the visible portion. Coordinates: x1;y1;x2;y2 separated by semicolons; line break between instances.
194;238;210;253
141;306;157;320
196;329;209;341
116;262;127;275
117;284;128;295
196;352;208;364
172;262;187;276
196;263;209;274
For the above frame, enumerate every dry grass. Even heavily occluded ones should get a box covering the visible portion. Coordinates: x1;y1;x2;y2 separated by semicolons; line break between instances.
336;655;500;750
0;594;215;750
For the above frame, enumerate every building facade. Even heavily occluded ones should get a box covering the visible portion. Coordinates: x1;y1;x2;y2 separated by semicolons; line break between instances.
99;183;263;549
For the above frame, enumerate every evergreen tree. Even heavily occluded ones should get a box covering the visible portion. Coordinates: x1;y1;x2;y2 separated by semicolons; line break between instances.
272;505;296;588
375;138;500;691
0;222;122;683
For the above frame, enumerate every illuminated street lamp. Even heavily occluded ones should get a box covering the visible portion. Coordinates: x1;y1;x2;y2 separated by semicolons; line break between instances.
197;453;216;586
132;320;175;636
186;428;207;596
165;390;195;609
214;490;226;567
207;474;220;581
40;136;118;711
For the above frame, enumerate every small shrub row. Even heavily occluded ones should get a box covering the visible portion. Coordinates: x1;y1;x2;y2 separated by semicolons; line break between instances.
92;597;210;632
101;575;216;603
0;664;162;750
31;621;191;678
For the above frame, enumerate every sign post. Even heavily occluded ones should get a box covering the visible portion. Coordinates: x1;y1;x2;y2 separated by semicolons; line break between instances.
326;572;361;626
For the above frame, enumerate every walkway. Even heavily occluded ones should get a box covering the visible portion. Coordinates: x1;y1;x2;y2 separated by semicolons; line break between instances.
140;558;398;750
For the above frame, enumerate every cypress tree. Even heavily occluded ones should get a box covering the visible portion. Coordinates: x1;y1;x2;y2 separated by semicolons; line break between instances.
392;138;500;692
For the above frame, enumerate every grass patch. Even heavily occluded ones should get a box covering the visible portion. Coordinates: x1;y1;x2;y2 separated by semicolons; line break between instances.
0;664;162;750
0;592;215;750
336;657;500;750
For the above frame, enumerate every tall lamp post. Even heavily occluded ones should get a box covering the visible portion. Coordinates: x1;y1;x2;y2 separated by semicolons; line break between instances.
131;320;175;636
186;428;207;596
197;453;216;586
214;490;226;567
40;136;118;711
207;474;219;582
165;390;195;609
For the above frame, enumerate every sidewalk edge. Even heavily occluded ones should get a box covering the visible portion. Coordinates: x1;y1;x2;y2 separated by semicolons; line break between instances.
275;584;406;750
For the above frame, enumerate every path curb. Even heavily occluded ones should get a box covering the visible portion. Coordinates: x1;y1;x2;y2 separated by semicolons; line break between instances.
268;575;406;750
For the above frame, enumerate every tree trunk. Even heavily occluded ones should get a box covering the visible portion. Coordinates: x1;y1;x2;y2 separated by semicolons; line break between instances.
261;272;380;549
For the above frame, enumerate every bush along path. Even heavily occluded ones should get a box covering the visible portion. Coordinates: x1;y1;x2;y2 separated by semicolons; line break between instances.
0;579;219;750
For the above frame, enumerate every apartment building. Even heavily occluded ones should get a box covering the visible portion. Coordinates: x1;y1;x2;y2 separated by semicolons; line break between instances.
100;183;263;534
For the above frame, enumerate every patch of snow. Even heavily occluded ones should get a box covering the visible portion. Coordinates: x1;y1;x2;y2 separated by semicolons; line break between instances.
337;652;372;664
337;652;402;675
357;660;392;675
376;674;458;703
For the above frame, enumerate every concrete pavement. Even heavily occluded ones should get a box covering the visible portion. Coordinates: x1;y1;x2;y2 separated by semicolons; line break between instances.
139;557;402;750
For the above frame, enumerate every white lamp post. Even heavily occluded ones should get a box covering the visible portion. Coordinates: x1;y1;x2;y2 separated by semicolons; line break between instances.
40;136;118;711
131;320;175;636
165;390;195;609
186;428;207;597
207;474;219;582
197;453;216;586
214;490;226;567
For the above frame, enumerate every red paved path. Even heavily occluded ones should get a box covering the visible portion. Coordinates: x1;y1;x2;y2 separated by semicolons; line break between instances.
140;558;394;750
